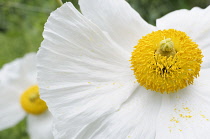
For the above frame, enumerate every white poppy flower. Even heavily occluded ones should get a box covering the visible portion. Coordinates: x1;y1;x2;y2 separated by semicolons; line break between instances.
37;1;210;139
0;53;53;139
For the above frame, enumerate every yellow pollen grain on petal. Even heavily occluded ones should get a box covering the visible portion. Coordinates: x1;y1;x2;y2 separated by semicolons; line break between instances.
20;85;47;115
170;117;179;123
179;114;192;118
130;29;203;93
201;114;206;118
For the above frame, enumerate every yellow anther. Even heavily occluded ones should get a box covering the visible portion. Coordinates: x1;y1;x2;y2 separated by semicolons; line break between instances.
20;85;47;115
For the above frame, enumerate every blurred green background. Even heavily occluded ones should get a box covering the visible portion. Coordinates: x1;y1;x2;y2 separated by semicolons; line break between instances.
0;0;209;138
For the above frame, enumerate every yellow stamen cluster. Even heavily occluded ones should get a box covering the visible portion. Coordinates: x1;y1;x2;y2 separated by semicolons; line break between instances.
20;85;47;115
131;29;203;93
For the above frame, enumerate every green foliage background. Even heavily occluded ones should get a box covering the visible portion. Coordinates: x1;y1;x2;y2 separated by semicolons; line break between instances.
0;0;209;138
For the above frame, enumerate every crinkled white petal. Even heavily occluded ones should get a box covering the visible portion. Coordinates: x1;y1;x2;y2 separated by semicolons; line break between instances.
156;68;210;139
72;88;162;139
156;6;210;69
79;0;155;53
27;111;53;139
37;2;141;138
0;53;37;130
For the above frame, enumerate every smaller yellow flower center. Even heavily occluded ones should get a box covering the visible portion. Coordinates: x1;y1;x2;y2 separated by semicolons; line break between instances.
20;85;47;115
131;29;203;93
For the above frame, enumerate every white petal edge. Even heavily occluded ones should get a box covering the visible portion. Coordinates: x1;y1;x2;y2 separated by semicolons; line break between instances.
155;68;210;139
37;2;139;138
27;111;53;139
79;0;156;53
156;6;210;69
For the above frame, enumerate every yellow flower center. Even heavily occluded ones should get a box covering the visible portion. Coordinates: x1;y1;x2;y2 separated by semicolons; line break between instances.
20;85;47;115
131;29;203;93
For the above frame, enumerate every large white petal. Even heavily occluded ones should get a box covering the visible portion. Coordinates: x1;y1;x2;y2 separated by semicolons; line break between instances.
156;6;210;69
27;111;53;139
37;2;139;138
71;88;163;139
79;0;155;53
156;68;210;139
0;53;36;130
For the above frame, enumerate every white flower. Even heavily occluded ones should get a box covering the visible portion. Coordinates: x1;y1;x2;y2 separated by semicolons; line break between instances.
37;1;210;139
0;53;53;139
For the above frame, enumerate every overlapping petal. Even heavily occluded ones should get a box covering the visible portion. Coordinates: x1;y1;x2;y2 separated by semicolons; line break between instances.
37;2;143;138
71;89;162;139
79;0;155;53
